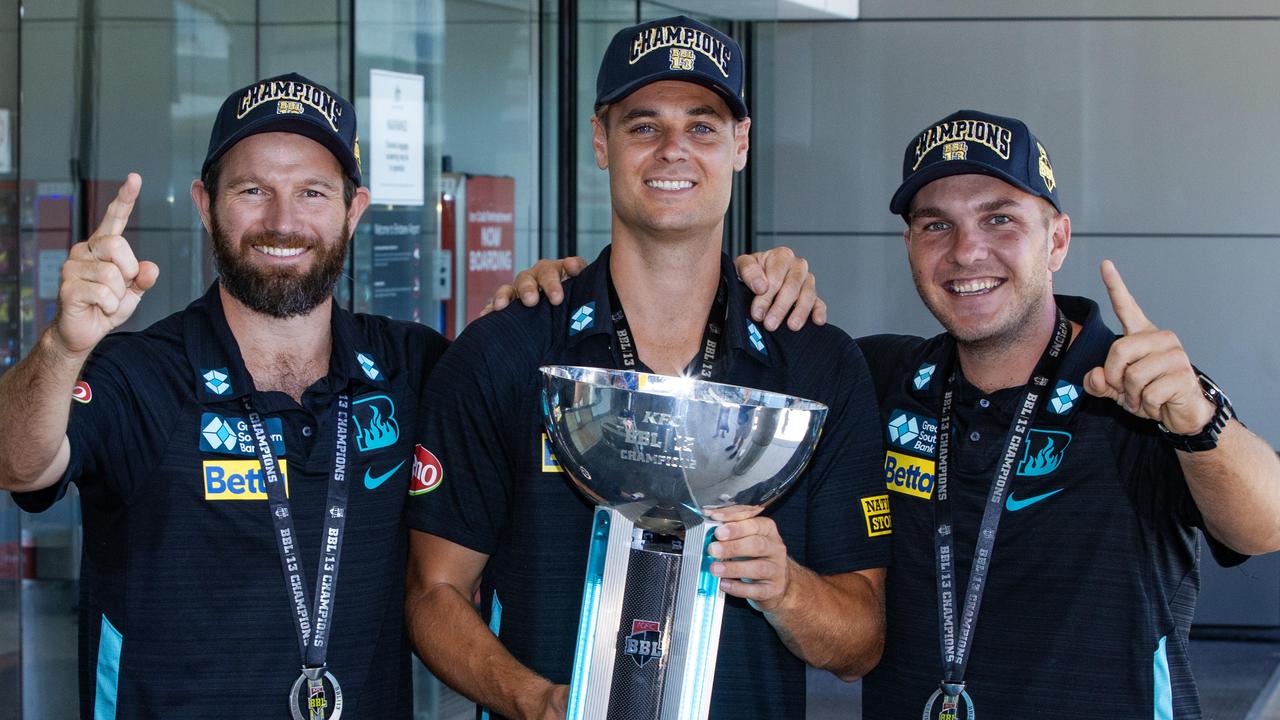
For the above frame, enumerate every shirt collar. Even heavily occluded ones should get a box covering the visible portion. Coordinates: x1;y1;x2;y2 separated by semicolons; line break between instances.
907;294;1114;421
563;246;618;349
718;252;777;368
561;245;777;368
182;282;388;405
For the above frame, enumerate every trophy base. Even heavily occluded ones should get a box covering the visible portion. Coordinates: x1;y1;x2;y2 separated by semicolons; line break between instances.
567;507;726;720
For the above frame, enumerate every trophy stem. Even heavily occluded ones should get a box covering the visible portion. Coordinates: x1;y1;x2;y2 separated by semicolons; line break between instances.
663;523;725;720
567;507;726;720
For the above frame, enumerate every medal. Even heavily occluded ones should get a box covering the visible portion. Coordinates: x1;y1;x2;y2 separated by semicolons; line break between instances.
245;395;353;720
927;310;1072;719
921;684;974;720
290;666;344;720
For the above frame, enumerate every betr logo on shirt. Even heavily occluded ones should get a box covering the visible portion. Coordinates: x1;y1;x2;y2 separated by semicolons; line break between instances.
203;459;289;500
884;451;935;500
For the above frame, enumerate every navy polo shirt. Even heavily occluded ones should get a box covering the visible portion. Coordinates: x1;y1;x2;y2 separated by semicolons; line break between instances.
407;246;889;720
15;283;448;719
857;295;1246;720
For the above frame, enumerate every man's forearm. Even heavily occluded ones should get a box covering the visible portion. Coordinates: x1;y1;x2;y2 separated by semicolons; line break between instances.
761;564;885;681
1180;420;1280;555
0;329;87;490
406;581;560;719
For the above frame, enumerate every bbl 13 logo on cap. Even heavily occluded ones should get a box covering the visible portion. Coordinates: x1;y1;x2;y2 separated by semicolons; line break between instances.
669;47;695;70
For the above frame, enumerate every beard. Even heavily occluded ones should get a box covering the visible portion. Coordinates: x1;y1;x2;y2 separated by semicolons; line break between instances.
210;209;350;319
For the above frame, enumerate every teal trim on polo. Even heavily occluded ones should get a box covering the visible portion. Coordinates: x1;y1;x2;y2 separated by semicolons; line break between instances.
489;592;503;636
480;593;503;720
94;614;123;720
1154;635;1172;720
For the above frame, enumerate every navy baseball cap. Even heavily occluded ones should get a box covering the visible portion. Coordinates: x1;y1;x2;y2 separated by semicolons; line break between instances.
595;16;748;119
890;109;1060;217
202;72;362;186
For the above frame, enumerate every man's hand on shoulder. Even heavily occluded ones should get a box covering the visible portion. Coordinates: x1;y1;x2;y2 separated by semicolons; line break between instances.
735;246;827;332
482;246;827;332
482;256;588;316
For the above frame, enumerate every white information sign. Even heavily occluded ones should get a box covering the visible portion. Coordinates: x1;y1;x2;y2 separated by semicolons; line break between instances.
369;69;425;206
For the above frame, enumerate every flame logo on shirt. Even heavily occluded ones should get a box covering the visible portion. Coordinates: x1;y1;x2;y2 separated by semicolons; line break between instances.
1016;429;1072;477
352;394;400;452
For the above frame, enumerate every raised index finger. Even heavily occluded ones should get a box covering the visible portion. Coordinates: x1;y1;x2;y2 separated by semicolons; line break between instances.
91;173;141;241
1101;259;1156;335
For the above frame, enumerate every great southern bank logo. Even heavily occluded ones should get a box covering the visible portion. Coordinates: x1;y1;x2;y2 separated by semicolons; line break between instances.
202;368;231;395
885;409;938;457
747;322;767;354
569;302;595;335
913;363;936;390
356;352;382;381
199;413;284;457
1049;380;1080;415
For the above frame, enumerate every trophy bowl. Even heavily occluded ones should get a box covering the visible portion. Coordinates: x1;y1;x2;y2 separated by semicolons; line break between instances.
540;365;828;529
539;365;829;720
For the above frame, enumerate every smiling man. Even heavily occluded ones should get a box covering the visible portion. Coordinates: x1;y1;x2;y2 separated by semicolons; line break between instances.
0;72;630;719
857;109;1280;719
0;72;445;718
404;16;888;720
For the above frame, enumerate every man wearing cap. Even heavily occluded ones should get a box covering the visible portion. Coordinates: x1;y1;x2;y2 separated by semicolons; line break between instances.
0;71;438;718
857;109;1280;718
403;16;888;720
0;71;753;718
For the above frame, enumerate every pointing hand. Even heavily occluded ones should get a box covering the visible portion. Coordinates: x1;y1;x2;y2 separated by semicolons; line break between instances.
1082;260;1214;435
53;173;160;355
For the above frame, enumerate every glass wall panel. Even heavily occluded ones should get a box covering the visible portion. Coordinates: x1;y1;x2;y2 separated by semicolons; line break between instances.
15;2;349;717
0;3;18;715
352;0;542;340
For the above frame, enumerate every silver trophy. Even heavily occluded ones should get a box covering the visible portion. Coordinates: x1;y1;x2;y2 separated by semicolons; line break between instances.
540;365;828;720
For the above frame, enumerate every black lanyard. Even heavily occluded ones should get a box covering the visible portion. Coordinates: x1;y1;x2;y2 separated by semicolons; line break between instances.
244;394;351;673
932;310;1071;700
606;272;728;380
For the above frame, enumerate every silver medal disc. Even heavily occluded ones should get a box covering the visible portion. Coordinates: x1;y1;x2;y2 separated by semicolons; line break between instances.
290;669;343;720
921;687;975;720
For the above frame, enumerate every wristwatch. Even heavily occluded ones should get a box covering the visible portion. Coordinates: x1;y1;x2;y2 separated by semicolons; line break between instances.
1158;371;1236;452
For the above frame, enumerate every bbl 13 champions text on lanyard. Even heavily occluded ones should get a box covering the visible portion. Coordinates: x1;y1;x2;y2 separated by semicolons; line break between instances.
923;311;1070;720
245;394;351;720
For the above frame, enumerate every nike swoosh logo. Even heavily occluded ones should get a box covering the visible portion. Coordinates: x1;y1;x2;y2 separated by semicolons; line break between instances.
1005;488;1064;511
363;461;405;490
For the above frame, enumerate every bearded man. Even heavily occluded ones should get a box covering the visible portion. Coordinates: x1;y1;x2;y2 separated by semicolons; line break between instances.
0;71;818;720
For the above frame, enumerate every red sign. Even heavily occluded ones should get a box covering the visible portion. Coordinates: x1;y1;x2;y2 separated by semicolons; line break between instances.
464;176;515;324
